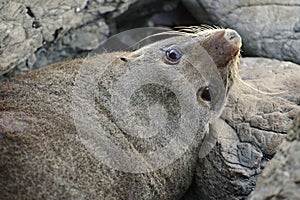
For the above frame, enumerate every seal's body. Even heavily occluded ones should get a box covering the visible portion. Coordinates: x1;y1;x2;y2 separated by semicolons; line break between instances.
0;28;241;199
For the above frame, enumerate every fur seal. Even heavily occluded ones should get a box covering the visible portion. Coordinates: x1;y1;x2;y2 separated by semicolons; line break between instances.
0;27;241;199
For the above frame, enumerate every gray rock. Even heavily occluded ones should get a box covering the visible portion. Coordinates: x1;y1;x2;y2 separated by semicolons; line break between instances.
248;112;300;200
183;57;300;200
33;20;109;70
0;0;179;81
0;0;111;78
182;0;300;64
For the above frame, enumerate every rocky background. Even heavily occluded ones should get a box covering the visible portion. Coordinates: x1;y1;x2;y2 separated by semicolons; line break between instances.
1;0;300;199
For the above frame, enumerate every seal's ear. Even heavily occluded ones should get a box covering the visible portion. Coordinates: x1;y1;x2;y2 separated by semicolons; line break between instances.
119;56;128;62
117;50;143;63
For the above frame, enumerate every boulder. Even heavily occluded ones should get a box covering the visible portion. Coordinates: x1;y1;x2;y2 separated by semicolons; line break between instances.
0;0;179;81
248;112;300;200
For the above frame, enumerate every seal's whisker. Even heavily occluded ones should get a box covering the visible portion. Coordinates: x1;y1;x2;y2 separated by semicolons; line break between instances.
235;74;288;95
230;56;287;95
174;25;225;35
200;24;214;30
123;25;229;49
212;25;223;29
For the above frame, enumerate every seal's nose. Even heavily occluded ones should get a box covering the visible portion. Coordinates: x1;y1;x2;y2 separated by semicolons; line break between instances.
200;28;242;69
224;29;242;49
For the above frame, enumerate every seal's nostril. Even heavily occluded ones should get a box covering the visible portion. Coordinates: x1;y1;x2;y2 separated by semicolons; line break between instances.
229;32;238;40
224;29;242;48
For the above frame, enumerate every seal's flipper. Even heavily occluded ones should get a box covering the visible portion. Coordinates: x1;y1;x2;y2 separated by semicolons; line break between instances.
198;122;219;158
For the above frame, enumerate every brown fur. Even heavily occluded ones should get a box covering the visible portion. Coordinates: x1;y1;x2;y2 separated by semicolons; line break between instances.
0;28;241;199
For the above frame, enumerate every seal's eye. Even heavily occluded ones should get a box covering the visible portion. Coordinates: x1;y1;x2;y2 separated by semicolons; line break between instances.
161;45;182;65
166;49;181;62
199;86;212;102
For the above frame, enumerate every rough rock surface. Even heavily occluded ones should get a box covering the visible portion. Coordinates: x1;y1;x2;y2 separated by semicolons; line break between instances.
2;0;299;81
183;57;300;200
248;112;300;200
0;0;179;81
182;0;300;64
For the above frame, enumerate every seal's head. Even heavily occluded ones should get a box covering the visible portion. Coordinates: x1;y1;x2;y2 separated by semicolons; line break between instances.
71;26;242;173
108;27;242;122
